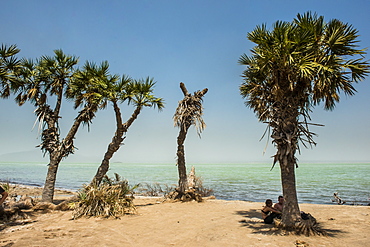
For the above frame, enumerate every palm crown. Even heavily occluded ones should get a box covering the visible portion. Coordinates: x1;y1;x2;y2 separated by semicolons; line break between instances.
239;12;369;122
174;83;208;137
69;62;164;113
125;77;165;110
14;50;78;107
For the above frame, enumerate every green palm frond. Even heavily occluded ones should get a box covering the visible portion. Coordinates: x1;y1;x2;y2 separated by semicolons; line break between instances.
124;77;164;110
68;60;119;113
240;11;369;152
0;44;21;98
241;11;369;114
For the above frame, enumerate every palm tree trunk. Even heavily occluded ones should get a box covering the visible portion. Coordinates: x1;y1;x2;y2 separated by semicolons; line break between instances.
53;86;63;118
40;106;60;203
91;103;141;186
274;104;301;228
279;150;300;228
64;106;95;148
41;105;93;202
176;125;189;193
91;102;124;185
42;153;63;202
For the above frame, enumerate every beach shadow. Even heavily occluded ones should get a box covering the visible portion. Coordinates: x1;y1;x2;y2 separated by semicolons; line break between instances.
235;209;344;237
235;209;277;235
0;219;37;232
134;197;165;207
321;228;343;237
135;203;156;208
53;199;67;205
0;209;38;232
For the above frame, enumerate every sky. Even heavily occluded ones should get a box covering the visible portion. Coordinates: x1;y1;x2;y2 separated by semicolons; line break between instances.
1;0;369;164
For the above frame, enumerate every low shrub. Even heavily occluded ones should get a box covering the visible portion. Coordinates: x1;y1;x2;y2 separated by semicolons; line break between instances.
193;175;214;197
136;183;175;197
70;173;138;219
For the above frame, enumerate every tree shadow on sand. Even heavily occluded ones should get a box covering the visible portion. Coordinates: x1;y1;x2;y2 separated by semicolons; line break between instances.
135;203;157;208
0;219;37;232
0;207;38;233
235;209;344;237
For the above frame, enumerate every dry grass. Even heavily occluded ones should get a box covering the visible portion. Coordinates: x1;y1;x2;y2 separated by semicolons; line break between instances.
70;174;137;219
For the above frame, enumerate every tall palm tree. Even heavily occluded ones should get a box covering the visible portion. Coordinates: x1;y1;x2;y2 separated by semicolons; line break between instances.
14;51;107;202
239;12;369;230
40;58;112;202
19;50;82;202
0;44;20;98
91;76;164;186
173;82;208;194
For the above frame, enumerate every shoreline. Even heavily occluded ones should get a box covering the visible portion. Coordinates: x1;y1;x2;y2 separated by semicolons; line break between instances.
0;180;78;192
2;181;369;207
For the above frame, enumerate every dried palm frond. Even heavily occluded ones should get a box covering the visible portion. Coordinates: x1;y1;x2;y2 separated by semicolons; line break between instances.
174;88;207;137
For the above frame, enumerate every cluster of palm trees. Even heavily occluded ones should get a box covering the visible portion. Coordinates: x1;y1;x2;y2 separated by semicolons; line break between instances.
0;46;164;202
2;11;369;233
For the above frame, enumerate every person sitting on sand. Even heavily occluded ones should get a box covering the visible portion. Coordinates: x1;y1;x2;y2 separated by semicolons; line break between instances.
274;195;284;212
261;199;281;224
0;186;8;205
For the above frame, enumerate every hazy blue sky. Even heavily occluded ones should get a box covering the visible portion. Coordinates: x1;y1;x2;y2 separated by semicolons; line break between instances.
1;0;369;164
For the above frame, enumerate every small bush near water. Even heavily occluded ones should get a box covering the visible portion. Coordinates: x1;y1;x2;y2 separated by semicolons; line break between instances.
70;174;138;219
136;182;175;197
136;175;214;198
193;175;214;197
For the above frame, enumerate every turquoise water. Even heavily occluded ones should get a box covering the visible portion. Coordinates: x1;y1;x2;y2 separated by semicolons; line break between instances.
0;162;369;204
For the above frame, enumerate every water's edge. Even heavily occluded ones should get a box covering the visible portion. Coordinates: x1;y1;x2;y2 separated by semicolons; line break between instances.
1;162;369;205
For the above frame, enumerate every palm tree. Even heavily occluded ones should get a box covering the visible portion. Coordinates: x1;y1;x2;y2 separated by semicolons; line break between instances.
90;76;164;186
0;44;20;98
14;51;107;202
239;12;369;231
173;82;208;194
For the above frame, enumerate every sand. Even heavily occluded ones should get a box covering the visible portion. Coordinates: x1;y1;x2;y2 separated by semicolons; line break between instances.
0;186;369;247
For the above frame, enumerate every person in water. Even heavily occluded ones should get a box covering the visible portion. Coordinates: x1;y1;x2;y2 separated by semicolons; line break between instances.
261;199;281;224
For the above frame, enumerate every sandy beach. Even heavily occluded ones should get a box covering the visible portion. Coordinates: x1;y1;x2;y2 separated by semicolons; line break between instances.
0;185;368;247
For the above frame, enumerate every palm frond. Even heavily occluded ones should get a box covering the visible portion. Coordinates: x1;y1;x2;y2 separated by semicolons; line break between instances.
174;85;207;137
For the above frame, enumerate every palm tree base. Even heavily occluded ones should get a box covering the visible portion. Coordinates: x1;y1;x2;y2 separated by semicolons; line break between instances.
274;214;326;236
165;188;203;202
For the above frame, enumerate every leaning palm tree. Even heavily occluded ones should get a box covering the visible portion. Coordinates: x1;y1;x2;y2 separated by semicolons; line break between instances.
173;82;208;194
90;76;164;186
239;12;369;232
14;51;105;202
14;50;79;202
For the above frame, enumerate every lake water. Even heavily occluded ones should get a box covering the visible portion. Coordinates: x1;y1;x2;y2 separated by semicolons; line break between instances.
0;162;369;205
